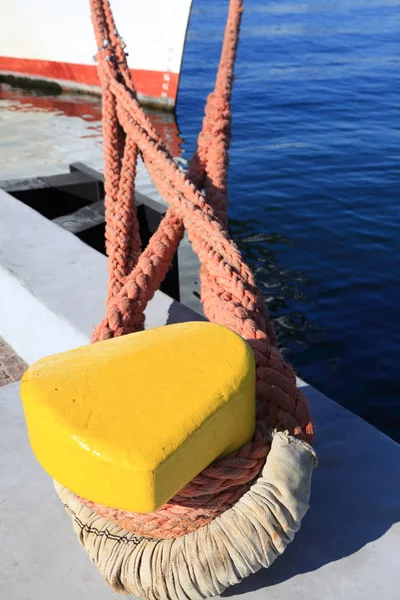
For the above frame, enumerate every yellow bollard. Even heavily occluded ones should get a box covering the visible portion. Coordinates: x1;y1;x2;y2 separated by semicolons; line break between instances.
21;322;255;513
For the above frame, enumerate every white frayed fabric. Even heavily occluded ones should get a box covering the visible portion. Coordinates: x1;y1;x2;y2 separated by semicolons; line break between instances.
55;431;317;600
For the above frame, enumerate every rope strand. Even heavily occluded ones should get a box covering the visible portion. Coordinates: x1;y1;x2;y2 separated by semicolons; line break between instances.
84;0;313;539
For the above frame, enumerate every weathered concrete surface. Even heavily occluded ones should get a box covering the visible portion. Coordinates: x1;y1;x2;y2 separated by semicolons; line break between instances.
0;337;27;387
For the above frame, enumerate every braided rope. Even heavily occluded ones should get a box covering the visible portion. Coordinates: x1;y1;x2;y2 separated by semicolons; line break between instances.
83;0;314;539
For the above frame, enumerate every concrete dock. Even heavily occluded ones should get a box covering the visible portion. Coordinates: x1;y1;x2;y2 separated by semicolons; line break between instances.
0;187;399;599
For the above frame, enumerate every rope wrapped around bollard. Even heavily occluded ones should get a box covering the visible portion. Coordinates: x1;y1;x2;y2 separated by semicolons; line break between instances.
55;1;317;597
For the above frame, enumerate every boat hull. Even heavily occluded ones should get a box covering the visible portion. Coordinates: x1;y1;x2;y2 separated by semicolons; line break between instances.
0;0;193;109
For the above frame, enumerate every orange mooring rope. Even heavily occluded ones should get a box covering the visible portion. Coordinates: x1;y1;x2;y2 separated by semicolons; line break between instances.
82;0;314;539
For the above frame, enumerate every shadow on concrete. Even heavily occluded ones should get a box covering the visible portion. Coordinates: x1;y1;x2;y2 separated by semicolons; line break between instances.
166;297;205;325
222;385;400;596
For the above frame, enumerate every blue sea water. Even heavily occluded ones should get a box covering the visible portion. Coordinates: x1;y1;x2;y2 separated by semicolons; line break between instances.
0;0;399;440
177;0;400;441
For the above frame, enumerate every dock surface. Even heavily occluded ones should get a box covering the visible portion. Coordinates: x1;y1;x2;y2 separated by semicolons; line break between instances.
0;187;399;599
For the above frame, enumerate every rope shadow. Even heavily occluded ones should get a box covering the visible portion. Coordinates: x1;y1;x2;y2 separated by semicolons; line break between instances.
222;385;400;596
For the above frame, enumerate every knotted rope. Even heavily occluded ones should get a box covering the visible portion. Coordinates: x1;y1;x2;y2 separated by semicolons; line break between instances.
81;0;314;540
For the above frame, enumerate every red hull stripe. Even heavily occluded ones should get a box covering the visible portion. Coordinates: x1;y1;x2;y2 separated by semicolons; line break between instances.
0;56;178;102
